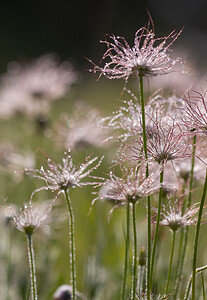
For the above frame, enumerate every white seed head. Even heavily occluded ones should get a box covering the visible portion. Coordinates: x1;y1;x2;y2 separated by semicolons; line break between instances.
91;20;182;81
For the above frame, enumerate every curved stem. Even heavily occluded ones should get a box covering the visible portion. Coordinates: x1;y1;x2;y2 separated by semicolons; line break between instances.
27;234;38;300
192;170;207;300
121;202;130;300
139;75;151;300
132;203;138;300
165;230;176;295
184;265;207;300
64;189;76;300
174;134;196;298
150;169;164;285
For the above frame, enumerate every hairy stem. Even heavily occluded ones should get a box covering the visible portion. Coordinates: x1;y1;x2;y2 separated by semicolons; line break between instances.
64;189;76;300
165;230;176;295
150;169;164;285
174;134;196;298
139;75;151;300
192;170;207;300
121;202;130;300
26;234;38;300
201;273;206;300
132;203;138;300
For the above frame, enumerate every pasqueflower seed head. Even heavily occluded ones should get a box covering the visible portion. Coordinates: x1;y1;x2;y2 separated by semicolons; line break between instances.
181;90;207;134
12;202;51;236
95;165;160;210
101;90;176;142
0;54;77;120
157;200;199;232
126;116;191;165
91;20;182;81
25;150;103;197
54;101;110;150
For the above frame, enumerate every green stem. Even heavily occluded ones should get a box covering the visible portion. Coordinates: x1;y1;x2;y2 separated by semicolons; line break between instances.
26;234;38;300
165;230;176;295
139;266;144;297
64;189;76;300
6;226;13;300
192;170;207;300
132;203;138;300
121;202;130;300
174;134;197;298
150;169;164;285
184;265;207;300
146;194;151;299
139;75;148;163
139;75;151;300
201;273;205;300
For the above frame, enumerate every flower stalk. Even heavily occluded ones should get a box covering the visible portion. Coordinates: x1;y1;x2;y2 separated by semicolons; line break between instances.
27;233;38;300
150;168;164;286
132;202;138;300
64;189;76;300
121;202;130;300
174;134;197;298
192;169;207;300
165;230;176;295
139;74;151;300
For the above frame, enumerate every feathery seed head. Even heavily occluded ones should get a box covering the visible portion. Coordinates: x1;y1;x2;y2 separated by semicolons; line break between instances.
26;150;103;196
98;165;160;208
181;90;207;134
158;200;199;232
173;156;206;184
0;54;78;120
54;101;110;150
126;116;192;165
91;20;182;81
12;202;51;236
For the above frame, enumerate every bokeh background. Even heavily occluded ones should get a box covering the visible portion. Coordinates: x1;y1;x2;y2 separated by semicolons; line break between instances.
1;0;207;74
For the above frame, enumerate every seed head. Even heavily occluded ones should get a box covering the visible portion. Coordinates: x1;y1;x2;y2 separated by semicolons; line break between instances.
173;156;206;184
54;101;110;150
25;150;103;198
95;165;160;210
0;54;77;120
157;200;199;232
126;116;192;165
12;202;51;236
91;20;182;81
101;90;166;141
181;90;207;134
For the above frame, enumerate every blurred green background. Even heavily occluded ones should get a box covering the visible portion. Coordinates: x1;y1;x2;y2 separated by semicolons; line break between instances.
1;0;207;74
